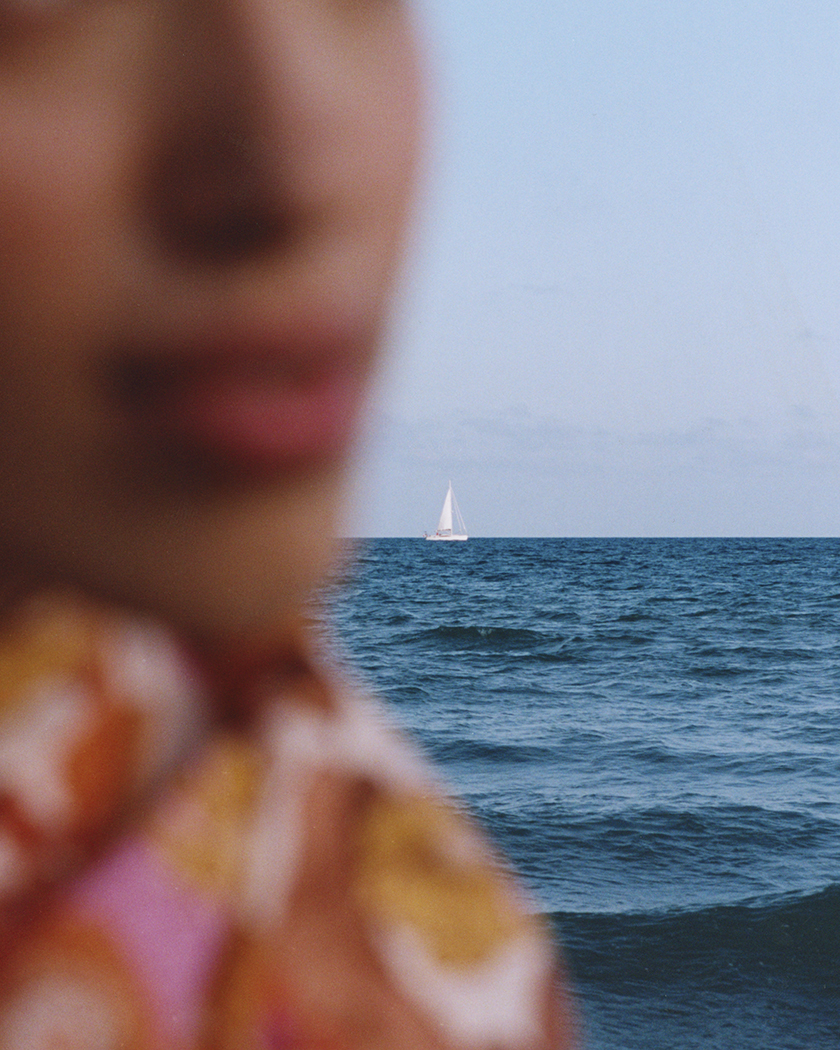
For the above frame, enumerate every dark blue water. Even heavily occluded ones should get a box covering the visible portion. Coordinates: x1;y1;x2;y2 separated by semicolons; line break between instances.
324;538;840;1049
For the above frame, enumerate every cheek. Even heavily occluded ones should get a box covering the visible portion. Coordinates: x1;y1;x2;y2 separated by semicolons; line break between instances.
0;155;96;450
0;91;133;482
0;106;120;300
0;99;140;457
0;17;150;328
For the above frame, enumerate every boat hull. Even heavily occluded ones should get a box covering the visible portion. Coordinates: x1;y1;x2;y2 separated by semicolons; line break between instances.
424;533;468;541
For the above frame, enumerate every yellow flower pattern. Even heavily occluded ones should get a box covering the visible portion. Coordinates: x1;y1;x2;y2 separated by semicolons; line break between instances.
355;794;529;966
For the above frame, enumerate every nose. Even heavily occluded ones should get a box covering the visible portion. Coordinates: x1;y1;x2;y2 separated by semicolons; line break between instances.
145;0;414;264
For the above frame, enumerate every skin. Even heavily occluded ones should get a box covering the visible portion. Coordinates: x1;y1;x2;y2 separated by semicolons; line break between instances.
0;0;423;648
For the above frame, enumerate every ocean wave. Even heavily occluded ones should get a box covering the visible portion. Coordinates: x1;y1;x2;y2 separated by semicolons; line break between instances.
403;623;666;664
551;884;840;990
689;644;823;662
476;800;840;925
402;624;594;665
407;624;548;647
432;737;555;764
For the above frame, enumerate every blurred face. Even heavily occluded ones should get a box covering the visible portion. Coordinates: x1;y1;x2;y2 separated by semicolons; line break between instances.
0;0;422;642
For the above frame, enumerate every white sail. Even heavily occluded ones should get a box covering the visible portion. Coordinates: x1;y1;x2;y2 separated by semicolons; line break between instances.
425;481;468;541
437;486;454;534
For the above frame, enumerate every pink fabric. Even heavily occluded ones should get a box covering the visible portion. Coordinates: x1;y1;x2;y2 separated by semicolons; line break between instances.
72;839;229;1043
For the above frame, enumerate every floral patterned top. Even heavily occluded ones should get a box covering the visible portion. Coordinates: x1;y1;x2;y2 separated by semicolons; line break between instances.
0;591;576;1049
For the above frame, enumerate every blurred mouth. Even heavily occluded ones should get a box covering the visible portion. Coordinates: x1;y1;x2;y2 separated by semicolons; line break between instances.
112;318;375;476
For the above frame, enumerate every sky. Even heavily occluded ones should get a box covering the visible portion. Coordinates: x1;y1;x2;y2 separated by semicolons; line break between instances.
348;0;840;537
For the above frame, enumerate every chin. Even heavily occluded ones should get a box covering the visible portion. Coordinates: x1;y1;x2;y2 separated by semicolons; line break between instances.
2;465;351;653
128;478;348;648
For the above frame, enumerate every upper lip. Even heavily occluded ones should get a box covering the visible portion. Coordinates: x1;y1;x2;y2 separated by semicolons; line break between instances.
110;306;376;406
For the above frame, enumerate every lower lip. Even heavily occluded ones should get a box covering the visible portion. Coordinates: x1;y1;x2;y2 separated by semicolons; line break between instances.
140;365;366;473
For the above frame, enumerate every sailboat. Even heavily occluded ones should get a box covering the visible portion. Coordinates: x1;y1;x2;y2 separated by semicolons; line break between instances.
424;481;468;541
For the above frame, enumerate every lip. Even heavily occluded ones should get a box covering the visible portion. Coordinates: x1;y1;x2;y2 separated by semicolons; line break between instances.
113;314;375;475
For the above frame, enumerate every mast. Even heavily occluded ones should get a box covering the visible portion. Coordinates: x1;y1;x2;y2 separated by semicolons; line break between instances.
450;485;467;537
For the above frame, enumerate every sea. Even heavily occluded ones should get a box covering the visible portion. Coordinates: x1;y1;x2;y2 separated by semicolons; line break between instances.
320;537;840;1050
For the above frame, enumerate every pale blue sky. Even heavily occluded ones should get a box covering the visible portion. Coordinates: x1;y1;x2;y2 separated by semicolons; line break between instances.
350;0;840;536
